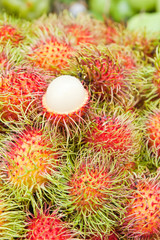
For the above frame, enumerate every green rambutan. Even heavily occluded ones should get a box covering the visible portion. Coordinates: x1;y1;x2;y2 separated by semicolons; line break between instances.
91;232;119;240
26;208;77;240
122;173;160;239
52;151;128;236
0;66;48;122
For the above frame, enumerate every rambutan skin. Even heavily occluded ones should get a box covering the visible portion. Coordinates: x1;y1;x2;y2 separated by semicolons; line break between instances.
52;151;129;236
0;24;24;45
0;126;61;192
26;209;75;240
27;36;76;74
122;175;160;239
146;110;160;156
0;67;48;121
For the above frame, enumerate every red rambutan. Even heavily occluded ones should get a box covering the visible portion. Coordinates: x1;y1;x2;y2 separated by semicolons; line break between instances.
1;125;61;195
27;35;76;74
26;209;76;240
122;174;160;239
146;110;160;156
53;151;128;236
0;67;48;121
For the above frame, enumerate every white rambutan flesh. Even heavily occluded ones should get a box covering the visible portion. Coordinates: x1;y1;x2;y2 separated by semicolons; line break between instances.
44;75;89;114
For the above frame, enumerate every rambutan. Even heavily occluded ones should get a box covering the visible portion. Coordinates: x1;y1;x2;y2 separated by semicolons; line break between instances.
146;109;160;156
26;33;76;74
122;174;160;239
58;11;107;47
70;45;139;107
83;110;141;159
0;67;48;121
91;232;118;240
41;75;90;130
26;208;77;240
0;125;62;203
53;151;128;236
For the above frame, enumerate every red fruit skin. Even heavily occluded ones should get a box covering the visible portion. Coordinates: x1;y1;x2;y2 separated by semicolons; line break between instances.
64;24;95;46
27;211;72;240
123;180;160;239
0;68;48;121
0;24;24;45
28;36;75;74
84;115;134;156
146;111;160;156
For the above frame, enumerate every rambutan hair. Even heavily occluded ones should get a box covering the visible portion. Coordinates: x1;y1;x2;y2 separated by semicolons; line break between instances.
122;172;160;239
49;150;129;237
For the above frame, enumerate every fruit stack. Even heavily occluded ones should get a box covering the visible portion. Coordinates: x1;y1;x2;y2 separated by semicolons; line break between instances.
0;10;160;240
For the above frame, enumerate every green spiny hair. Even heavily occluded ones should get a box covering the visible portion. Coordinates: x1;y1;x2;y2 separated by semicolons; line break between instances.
0;120;66;213
47;149;130;237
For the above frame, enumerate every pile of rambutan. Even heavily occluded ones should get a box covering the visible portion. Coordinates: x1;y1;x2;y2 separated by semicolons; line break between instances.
0;10;160;240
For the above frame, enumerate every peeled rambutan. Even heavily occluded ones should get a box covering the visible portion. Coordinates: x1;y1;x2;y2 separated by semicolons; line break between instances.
146;109;160;156
122;174;160;239
26;209;76;240
0;125;62;199
0;67;48;121
53;151;128;236
41;75;90;129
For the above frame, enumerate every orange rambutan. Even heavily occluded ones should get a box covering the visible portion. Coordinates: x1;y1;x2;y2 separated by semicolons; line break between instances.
0;125;62;200
0;67;48;121
122;174;160;239
0;24;24;46
27;35;76;74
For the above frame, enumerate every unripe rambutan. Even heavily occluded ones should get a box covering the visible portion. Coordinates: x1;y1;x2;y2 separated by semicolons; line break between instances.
91;232;118;240
0;125;62;203
53;151;128;236
41;75;90;129
26;208;77;240
0;67;48;121
122;174;160;239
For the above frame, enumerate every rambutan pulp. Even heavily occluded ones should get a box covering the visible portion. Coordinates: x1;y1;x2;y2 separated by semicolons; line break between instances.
42;75;89;125
28;36;75;73
3;128;58;190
